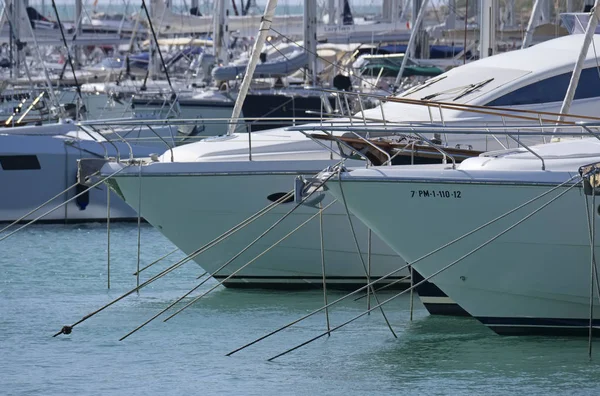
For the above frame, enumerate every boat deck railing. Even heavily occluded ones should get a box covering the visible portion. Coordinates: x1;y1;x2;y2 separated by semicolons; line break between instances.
292;88;600;170
69;85;600;171
289;121;600;171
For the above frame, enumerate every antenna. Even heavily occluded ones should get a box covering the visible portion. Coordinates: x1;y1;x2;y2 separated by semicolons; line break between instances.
50;0;83;106
141;0;175;94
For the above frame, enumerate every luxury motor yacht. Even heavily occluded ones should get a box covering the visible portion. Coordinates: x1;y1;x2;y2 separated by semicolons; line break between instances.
97;32;600;290
0;121;163;223
325;136;600;335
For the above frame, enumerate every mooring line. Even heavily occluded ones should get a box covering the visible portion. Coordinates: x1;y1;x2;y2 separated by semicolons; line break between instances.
319;201;331;335
352;275;411;302
107;186;111;289
1;166;129;243
118;271;208;341
227;172;581;357
0;177;91;234
136;164;143;292
337;167;397;338
582;178;600;306
133;248;180;276
366;228;372;316
583;179;600;358
120;276;212;340
121;201;337;340
590;187;596;359
53;189;294;337
120;163;345;339
409;266;414;321
161;167;345;323
163;199;339;323
266;178;581;361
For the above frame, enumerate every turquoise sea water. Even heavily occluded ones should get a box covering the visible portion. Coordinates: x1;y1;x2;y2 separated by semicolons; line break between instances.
2;223;600;395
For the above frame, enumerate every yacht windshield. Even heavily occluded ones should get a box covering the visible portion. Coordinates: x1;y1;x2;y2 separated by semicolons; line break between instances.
454;78;494;100
399;67;530;104
400;75;447;97
418;78;494;101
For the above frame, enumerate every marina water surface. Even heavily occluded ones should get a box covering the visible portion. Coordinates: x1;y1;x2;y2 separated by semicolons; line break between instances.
2;224;600;395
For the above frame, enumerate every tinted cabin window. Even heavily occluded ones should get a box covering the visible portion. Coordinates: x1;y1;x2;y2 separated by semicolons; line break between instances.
0;155;41;170
487;67;600;106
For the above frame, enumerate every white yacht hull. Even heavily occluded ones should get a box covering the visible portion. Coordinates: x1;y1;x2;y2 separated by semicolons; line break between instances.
106;161;409;289
0;134;148;223
327;168;600;335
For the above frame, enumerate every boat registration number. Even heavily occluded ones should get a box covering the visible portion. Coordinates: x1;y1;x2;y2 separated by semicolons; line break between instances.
411;190;462;199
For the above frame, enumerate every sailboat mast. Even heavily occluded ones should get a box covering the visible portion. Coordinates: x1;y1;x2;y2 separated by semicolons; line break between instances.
479;0;496;58
391;0;400;23
447;0;456;29
226;0;279;135
304;0;318;86
337;0;344;26
328;0;335;24
74;0;82;69
522;0;543;49
214;0;228;65
11;0;20;79
411;0;421;47
506;0;514;26
394;0;429;88
557;2;600;122
147;0;158;78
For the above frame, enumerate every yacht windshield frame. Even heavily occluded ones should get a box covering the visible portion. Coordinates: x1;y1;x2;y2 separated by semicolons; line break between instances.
417;78;495;101
453;78;494;101
400;75;447;97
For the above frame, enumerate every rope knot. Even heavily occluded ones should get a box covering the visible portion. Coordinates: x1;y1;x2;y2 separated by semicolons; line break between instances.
53;325;73;337
60;325;72;335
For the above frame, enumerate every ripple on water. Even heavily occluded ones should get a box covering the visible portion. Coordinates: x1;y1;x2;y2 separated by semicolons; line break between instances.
1;223;600;395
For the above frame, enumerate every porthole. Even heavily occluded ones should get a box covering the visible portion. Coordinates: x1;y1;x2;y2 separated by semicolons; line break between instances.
267;192;294;204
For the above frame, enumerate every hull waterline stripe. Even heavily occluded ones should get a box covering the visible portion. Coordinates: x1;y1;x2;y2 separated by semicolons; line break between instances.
212;275;410;280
